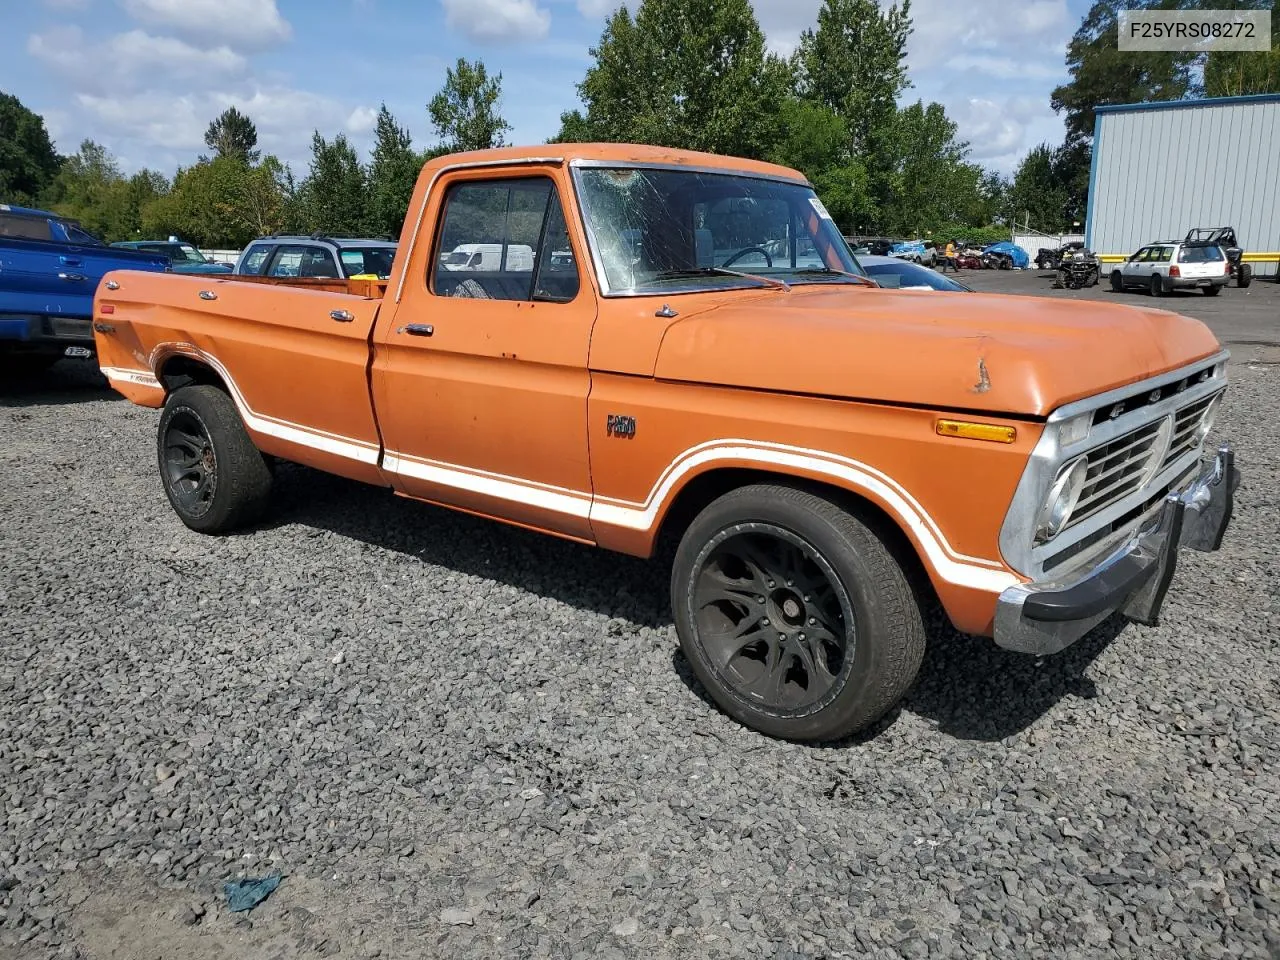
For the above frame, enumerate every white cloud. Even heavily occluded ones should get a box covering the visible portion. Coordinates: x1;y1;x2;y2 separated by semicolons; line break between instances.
26;27;87;74
346;106;379;135
76;93;208;152
111;31;247;76
440;0;551;43
576;0;619;17
943;54;1064;81
948;96;1064;171
908;0;1069;64
29;28;246;85
120;0;292;51
752;0;822;56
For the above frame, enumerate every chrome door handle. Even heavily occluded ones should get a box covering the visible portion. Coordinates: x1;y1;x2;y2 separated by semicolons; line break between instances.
58;272;85;282
330;309;354;322
403;323;434;337
198;290;218;301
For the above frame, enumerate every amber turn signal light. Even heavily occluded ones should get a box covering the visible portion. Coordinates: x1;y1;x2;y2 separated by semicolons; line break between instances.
936;419;1016;444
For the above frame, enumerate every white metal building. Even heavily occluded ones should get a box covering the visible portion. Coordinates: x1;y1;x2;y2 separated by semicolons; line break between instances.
1086;94;1280;277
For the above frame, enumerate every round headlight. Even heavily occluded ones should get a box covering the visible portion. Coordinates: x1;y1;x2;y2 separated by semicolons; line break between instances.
1035;456;1089;542
1197;393;1222;442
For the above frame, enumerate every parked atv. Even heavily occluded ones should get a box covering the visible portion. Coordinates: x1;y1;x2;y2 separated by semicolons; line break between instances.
1053;247;1100;289
1185;226;1251;287
1036;241;1084;272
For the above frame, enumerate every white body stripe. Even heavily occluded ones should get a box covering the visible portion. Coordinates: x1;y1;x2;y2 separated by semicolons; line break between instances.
589;443;1017;592
115;347;1017;592
384;452;593;519
100;366;161;388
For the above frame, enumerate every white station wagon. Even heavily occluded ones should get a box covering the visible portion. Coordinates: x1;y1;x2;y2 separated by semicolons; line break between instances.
1109;240;1230;297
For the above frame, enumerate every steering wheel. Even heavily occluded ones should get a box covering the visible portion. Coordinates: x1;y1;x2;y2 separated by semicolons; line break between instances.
722;246;773;268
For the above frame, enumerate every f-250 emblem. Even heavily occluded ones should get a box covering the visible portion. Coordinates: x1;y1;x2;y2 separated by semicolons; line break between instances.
606;414;636;438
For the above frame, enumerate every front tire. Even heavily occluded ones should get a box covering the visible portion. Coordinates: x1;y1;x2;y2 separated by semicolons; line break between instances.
1110;271;1124;292
1238;263;1252;288
157;385;273;534
671;484;926;742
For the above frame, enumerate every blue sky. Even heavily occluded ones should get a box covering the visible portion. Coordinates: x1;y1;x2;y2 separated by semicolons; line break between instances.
1;0;1092;179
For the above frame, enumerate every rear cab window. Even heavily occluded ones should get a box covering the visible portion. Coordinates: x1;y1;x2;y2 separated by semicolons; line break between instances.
430;176;580;303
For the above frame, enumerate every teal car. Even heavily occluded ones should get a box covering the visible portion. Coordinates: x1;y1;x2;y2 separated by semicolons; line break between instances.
110;239;233;275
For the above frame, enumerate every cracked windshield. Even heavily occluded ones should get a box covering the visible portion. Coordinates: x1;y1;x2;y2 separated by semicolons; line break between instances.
574;167;866;293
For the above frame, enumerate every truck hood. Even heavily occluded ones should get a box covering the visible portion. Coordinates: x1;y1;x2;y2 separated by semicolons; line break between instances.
653;286;1223;416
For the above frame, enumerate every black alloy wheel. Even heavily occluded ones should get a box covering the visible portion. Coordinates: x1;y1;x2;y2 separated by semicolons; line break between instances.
162;408;218;519
690;524;853;714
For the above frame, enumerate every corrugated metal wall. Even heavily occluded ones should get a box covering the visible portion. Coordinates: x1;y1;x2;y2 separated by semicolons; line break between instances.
1088;98;1280;277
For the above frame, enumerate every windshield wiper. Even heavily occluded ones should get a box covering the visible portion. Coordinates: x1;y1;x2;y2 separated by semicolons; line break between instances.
788;267;877;287
648;267;790;291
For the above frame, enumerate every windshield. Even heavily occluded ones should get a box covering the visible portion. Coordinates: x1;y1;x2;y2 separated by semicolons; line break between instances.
341;247;396;278
572;166;865;294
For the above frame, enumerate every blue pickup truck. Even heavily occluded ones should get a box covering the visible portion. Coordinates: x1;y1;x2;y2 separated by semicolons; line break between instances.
0;204;170;371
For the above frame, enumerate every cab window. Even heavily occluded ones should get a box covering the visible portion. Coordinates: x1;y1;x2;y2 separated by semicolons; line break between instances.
431;177;579;302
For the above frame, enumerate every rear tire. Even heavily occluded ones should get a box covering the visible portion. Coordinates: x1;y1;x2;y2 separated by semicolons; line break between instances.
1150;275;1165;297
1238;263;1252;288
1110;271;1124;292
157;385;273;534
1203;284;1222;297
670;484;926;742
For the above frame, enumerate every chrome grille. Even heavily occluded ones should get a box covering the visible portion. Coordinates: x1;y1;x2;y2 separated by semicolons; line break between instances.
1064;421;1163;531
1163;394;1215;468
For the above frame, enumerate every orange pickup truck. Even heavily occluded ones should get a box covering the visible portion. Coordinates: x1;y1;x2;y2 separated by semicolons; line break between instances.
93;144;1237;742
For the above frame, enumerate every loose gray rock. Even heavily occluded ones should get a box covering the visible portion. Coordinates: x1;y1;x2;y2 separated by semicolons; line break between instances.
1;355;1278;960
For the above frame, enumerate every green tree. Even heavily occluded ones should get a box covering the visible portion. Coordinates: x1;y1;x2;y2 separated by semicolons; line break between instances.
0;92;61;203
429;59;511;152
296;132;367;235
43;140;131;240
366;104;421;238
204;106;260;164
877;102;986;236
793;0;913;158
1202;0;1280;96
766;99;875;233
1006;144;1068;232
1050;0;1195;144
142;155;291;247
556;0;791;159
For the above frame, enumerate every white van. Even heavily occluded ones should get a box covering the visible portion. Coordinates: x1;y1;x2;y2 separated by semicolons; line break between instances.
440;243;535;272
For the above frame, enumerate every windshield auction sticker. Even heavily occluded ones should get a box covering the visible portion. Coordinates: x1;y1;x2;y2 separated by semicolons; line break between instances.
1119;9;1270;52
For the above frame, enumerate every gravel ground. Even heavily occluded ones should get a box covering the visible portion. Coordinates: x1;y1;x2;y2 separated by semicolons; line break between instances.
2;352;1278;960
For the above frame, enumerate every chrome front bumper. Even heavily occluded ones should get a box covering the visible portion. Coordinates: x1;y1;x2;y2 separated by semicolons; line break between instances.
994;444;1238;655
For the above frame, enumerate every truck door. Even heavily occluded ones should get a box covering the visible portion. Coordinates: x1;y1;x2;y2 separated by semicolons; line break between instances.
371;169;597;541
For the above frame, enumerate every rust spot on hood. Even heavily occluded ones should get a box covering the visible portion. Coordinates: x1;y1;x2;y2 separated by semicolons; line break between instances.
972;357;991;394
